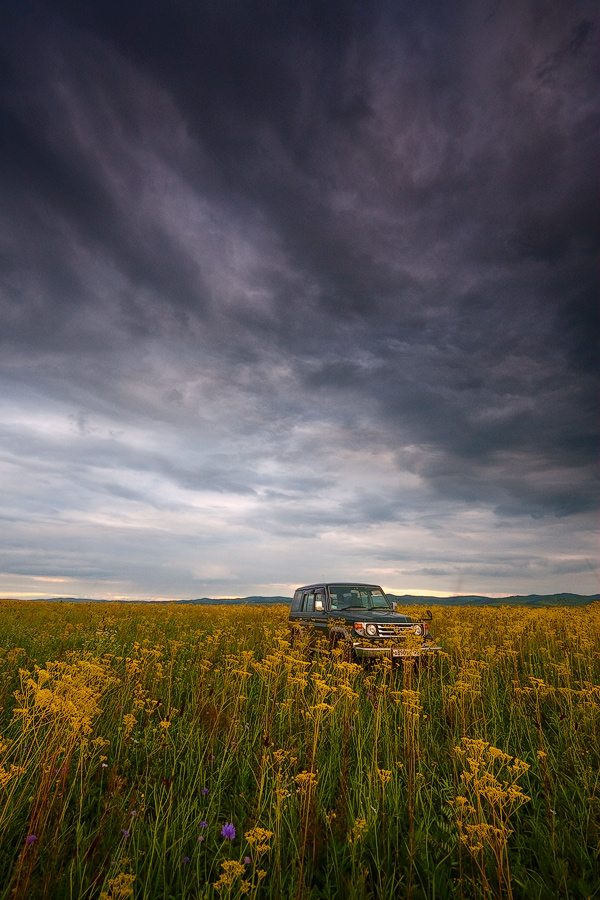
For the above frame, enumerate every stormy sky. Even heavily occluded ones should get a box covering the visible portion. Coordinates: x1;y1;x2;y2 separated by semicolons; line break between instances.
0;0;597;600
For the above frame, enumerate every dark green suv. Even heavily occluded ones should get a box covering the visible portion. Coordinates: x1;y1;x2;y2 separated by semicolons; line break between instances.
289;582;441;661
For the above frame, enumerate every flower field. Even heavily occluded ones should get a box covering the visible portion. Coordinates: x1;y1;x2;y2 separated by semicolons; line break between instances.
0;600;598;900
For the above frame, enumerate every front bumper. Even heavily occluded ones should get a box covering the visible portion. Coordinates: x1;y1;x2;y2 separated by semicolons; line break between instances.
353;643;442;659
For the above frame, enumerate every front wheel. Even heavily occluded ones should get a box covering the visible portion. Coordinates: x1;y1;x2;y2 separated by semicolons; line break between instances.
289;626;303;648
330;634;354;662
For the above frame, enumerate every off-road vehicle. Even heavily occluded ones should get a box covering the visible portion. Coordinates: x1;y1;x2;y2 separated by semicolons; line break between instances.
289;582;441;661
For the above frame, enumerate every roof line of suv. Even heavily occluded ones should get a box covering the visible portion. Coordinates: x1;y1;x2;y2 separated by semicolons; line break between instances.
296;582;383;591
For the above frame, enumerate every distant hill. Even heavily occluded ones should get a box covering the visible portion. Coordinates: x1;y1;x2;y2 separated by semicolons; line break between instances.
6;592;599;607
388;593;599;608
15;596;98;603
4;596;292;605
178;596;291;606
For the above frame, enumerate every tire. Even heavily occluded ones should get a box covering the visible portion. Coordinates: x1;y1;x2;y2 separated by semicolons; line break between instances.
341;640;354;663
290;626;303;648
330;633;354;662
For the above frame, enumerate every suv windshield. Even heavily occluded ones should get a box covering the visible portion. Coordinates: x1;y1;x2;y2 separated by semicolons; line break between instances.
328;585;391;611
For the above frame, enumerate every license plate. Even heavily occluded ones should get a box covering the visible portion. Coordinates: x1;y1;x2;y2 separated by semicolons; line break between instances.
392;648;411;658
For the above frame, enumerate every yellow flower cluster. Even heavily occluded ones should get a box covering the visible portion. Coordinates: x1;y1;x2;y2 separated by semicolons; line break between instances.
295;771;318;794
213;860;246;891
244;826;274;854
450;737;531;891
0;764;27;789
348;817;368;843
99;873;135;900
12;658;116;738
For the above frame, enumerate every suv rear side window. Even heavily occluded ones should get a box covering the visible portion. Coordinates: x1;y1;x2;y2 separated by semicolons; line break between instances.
302;591;316;612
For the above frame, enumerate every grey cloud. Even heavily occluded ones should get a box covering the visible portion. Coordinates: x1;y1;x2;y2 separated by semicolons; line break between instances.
0;0;597;598
0;426;260;499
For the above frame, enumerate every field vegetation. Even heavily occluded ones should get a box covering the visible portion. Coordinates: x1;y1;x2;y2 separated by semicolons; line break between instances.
0;600;598;900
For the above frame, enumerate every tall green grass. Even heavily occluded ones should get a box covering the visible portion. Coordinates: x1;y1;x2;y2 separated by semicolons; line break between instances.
0;600;598;899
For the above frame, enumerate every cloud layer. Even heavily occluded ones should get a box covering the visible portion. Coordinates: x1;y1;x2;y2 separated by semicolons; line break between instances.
0;0;597;598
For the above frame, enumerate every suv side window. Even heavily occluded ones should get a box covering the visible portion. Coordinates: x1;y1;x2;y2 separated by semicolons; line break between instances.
292;590;303;611
302;591;316;612
314;590;325;611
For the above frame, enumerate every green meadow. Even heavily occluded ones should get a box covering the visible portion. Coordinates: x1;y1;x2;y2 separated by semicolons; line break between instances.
0;600;598;900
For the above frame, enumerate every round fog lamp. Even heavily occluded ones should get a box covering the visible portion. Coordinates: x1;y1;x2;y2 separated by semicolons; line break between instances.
413;624;423;636
366;624;378;637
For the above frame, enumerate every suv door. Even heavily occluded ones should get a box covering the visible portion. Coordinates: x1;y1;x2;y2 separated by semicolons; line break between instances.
313;589;327;638
300;588;327;640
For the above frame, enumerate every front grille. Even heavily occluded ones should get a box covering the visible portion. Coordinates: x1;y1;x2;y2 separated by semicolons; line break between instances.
376;623;413;638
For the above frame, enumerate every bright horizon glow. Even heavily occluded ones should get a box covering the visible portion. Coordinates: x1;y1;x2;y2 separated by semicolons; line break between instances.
1;586;594;603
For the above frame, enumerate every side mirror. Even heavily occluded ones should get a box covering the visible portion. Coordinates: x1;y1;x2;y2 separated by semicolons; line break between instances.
426;609;433;620
391;601;397;611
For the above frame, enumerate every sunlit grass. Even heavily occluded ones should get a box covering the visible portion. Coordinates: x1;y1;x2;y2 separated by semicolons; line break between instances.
0;600;598;899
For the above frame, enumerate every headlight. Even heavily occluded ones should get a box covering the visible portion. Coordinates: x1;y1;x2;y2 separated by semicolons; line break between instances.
366;624;378;637
413;624;423;636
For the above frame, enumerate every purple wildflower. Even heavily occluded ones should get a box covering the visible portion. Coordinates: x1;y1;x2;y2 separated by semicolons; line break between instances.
130;810;138;818
121;829;130;838
183;857;190;863
201;788;209;795
221;823;235;841
200;821;208;829
244;857;251;865
198;836;204;842
26;835;37;844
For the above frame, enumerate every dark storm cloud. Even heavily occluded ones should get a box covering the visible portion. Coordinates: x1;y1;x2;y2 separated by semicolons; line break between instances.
0;0;597;597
